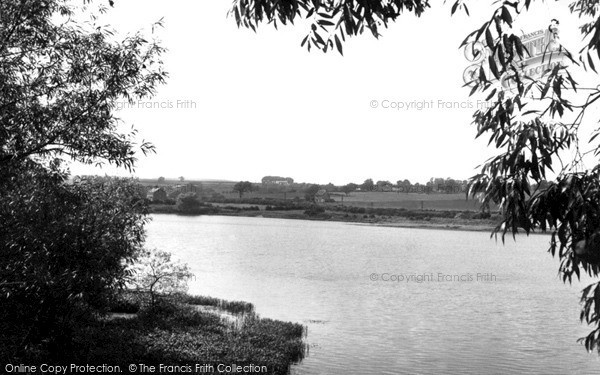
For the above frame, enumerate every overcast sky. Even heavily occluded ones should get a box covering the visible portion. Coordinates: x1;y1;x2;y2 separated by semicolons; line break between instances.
68;0;594;185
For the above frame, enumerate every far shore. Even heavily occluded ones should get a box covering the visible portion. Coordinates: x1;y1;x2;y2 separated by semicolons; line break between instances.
149;203;554;236
149;204;504;233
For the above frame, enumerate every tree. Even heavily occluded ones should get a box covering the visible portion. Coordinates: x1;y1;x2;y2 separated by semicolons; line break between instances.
179;176;185;182
397;179;411;194
1;1;164;168
1;174;150;353
0;0;165;355
158;176;166;183
231;0;600;352
341;183;358;195
361;178;374;192
177;192;201;213
233;181;257;198
131;249;193;309
230;0;429;55
376;180;392;191
304;184;321;202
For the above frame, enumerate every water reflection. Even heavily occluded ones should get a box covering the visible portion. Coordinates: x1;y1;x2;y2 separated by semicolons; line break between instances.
146;215;600;374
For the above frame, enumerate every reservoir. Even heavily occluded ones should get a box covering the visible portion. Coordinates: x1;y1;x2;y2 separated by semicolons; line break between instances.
146;215;600;374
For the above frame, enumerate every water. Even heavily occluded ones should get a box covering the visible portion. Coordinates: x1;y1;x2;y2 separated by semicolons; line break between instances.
146;215;600;374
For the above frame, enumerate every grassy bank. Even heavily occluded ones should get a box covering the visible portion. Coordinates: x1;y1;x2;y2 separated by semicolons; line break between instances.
150;201;500;232
13;294;306;375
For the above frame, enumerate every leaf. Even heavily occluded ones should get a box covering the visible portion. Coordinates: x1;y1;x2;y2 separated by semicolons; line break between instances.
460;30;479;48
541;79;551;98
513;35;524;58
451;1;459;15
501;7;513;26
588;52;597;73
334;34;343;55
313;32;325;46
485;28;494;48
489;55;500;79
479;66;487;83
301;35;309;47
317;19;334;26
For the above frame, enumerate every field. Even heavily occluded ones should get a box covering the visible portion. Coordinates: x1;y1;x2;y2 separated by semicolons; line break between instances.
334;192;482;211
139;179;485;212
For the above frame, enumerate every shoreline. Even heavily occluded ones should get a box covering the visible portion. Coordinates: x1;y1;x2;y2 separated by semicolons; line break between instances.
18;293;306;375
149;206;553;236
150;206;500;233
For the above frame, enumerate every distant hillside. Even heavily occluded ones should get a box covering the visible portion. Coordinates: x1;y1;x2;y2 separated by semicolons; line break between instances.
138;178;236;186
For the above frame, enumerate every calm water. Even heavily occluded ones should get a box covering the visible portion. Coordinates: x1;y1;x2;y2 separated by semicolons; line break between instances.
146;215;600;374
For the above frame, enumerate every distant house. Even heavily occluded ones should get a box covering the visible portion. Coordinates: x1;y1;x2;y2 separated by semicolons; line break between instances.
262;176;294;186
147;187;167;203
314;189;330;203
264;179;290;186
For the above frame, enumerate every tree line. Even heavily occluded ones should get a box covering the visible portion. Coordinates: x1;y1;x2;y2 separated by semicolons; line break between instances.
0;0;168;360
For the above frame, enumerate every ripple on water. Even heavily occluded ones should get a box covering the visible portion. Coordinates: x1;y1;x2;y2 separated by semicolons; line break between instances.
146;216;600;375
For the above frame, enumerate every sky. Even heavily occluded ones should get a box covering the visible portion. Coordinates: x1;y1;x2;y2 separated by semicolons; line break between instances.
68;0;595;185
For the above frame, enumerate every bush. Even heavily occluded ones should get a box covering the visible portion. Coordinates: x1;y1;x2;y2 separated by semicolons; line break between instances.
0;173;149;356
473;211;492;219
176;192;201;213
109;294;141;314
130;249;193;309
304;205;325;216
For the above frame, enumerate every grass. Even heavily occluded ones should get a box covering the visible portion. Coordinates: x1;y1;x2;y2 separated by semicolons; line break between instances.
335;192;482;211
213;191;483;211
180;294;255;315
15;294;306;375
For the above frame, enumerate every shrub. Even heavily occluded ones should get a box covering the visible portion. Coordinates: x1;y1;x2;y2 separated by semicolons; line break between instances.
304;205;325;216
0;174;149;355
473;211;492;219
130;249;193;309
176;192;201;213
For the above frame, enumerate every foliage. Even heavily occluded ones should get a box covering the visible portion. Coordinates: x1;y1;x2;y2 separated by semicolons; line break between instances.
460;0;600;353
341;183;358;195
10;295;304;374
180;294;255;315
130;249;193;309
135;306;306;374
229;0;429;55
231;0;600;353
304;205;326;216
303;184;321;202
0;0;165;170
176;192;202;213
0;0;165;357
361;178;375;191
0;173;149;356
233;181;258;198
